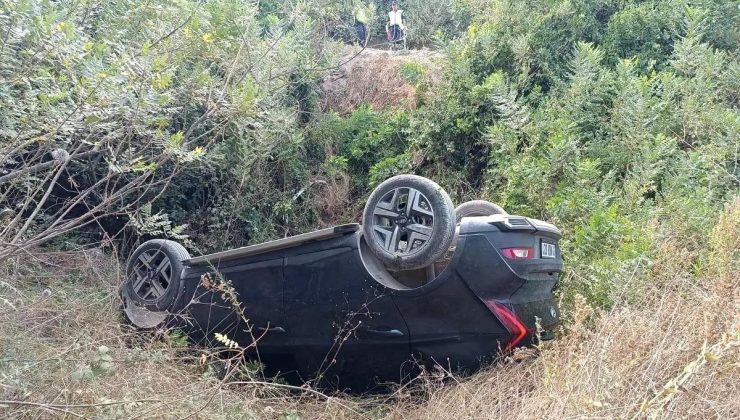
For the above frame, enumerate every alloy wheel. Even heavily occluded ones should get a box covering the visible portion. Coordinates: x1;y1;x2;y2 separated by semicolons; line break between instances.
130;248;172;302
371;187;434;255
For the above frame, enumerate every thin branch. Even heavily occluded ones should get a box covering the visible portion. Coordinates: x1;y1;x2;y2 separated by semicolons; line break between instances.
0;399;160;409
0;149;100;185
148;15;193;49
11;159;68;243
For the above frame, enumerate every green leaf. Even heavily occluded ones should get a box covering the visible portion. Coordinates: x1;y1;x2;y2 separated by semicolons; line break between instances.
169;131;184;148
83;115;101;124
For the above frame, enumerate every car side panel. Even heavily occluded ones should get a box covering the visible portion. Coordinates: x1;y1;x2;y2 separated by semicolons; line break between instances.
284;246;411;389
172;272;243;347
392;227;561;370
174;258;285;349
340;264;413;389
391;272;508;372
172;232;362;349
455;230;561;331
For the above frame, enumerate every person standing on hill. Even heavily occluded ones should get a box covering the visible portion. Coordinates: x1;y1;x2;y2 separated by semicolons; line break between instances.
385;1;404;42
353;2;369;47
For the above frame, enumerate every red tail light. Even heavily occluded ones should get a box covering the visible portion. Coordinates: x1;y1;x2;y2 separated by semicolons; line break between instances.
484;300;530;351
501;247;534;259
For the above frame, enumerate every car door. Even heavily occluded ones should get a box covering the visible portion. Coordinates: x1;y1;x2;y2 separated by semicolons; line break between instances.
284;247;410;389
181;257;285;350
226;257;286;350
339;280;412;389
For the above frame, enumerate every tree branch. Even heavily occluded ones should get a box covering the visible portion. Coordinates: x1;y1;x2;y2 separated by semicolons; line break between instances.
0;149;99;185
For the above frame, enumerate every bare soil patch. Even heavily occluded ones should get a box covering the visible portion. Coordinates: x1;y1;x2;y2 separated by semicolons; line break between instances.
321;47;443;114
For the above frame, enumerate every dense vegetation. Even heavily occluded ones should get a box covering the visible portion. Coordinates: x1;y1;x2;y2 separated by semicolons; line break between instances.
172;0;737;309
0;0;738;418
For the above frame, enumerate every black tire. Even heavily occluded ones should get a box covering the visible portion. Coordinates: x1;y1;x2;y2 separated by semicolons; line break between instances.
455;200;507;223
362;175;456;270
123;239;190;311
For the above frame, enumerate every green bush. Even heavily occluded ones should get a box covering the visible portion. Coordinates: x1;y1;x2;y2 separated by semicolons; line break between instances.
3;0;737;313
603;1;683;70
307;106;410;194
402;0;472;47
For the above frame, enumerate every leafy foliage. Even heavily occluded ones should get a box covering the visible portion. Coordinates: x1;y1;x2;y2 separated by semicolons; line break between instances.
127;203;191;244
2;0;738;311
306;0;739;308
0;0;337;256
401;0;472;47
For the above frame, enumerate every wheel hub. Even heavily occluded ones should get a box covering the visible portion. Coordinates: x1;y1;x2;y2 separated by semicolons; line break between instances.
129;249;172;303
370;187;435;255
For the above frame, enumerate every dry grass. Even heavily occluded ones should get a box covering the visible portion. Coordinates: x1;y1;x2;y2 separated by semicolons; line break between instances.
1;202;737;419
389;282;738;419
0;251;366;419
321;47;442;115
310;172;353;227
389;200;740;419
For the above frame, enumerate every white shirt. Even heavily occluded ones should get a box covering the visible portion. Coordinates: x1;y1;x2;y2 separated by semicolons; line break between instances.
388;10;404;28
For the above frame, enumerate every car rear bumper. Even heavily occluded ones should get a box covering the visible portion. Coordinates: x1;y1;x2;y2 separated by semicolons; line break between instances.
511;297;560;332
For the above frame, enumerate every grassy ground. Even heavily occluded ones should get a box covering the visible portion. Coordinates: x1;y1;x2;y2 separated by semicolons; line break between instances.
1;201;737;419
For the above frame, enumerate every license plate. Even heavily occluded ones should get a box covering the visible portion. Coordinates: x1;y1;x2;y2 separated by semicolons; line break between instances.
541;242;556;258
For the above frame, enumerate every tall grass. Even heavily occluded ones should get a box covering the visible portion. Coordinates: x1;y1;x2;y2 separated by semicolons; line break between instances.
1;201;736;418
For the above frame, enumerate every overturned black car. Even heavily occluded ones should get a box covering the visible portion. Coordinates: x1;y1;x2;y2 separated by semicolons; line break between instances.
121;175;563;390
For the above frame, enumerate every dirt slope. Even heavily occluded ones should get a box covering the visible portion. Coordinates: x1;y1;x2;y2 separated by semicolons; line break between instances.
321;47;443;114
